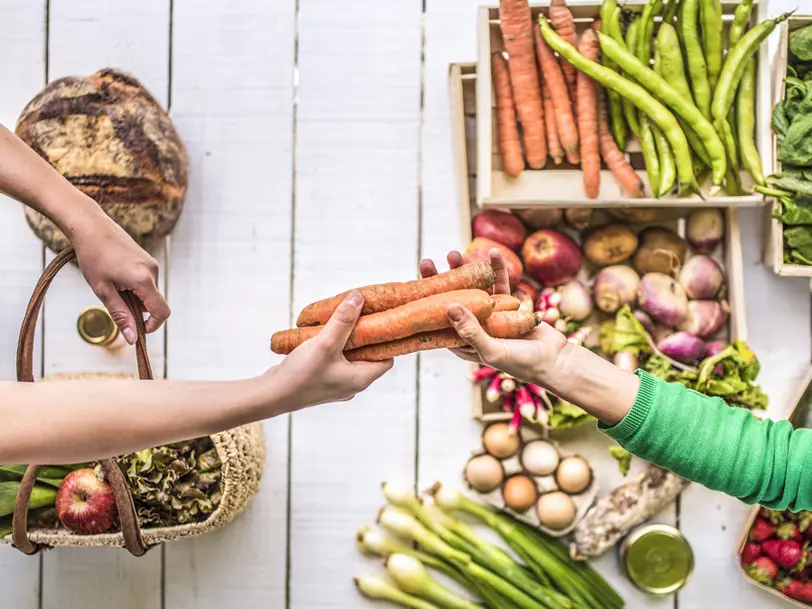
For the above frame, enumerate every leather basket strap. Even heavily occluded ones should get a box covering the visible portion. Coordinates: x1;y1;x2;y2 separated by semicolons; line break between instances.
12;248;149;557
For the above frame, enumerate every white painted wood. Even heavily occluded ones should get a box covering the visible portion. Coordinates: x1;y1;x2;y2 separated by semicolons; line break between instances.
41;2;169;608
288;1;422;607
162;1;295;607
0;1;47;606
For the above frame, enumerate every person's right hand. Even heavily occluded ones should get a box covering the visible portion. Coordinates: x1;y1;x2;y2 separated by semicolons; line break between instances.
272;291;394;410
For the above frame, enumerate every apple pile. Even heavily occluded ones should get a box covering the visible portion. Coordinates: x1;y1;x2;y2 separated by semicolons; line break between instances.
742;508;812;604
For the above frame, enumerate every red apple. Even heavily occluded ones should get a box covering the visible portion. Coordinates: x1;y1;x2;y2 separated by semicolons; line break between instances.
472;210;527;251
56;468;117;535
465;237;523;288
522;230;582;286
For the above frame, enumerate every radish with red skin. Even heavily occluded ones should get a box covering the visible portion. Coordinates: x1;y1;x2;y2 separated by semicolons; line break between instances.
638;273;689;327
465;237;524;287
678;255;725;299
657;332;705;363
486;375;503;403
687;209;724;254
502;390;515;414
741;542;763;565
472;366;499;383
558;280;593;321
472;210;528;251
593;265;640;313
522;229;582;286
678;300;729;338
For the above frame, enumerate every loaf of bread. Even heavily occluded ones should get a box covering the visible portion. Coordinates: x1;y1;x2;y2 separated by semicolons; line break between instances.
15;68;188;252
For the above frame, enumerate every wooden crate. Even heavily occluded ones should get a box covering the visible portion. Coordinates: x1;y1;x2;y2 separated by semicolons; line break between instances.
735;365;812;608
450;62;748;423
476;1;773;209
764;15;812;281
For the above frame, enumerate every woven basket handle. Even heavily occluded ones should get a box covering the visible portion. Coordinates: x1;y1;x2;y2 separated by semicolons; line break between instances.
12;247;149;557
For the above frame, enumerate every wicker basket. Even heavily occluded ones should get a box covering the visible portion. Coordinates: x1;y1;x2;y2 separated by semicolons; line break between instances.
3;248;265;556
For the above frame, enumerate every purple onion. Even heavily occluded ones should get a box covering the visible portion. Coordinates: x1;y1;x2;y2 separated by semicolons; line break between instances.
593;266;640;314
678;300;729;338
686;209;724;254
678;255;724;299
657;331;705;363
637;273;689;327
703;340;726;358
633;309;655;334
558;280;593;321
613;351;639;372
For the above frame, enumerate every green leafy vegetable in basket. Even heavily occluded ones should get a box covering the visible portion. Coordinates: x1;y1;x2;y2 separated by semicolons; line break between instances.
789;24;812;62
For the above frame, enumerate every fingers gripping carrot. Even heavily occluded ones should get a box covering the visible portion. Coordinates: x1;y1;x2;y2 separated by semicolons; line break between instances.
499;0;547;169
549;0;579;111
296;261;495;327
273;289;496;354
483;309;540;336
492;294;521;312
598;87;645;197
577;30;601;199
492;52;526;176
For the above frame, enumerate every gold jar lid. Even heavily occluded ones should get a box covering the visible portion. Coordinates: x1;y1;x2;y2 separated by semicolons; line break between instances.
77;306;119;346
620;523;694;596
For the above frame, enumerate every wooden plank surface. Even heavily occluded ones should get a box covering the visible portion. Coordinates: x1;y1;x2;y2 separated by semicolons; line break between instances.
288;1;423;607
0;1;47;606
39;2;169;608
162;1;295;607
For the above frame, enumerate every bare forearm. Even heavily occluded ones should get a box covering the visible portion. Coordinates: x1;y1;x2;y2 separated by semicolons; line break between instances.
0;368;296;464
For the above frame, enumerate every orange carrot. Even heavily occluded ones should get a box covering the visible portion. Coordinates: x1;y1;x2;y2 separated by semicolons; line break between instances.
532;25;578;161
541;78;563;165
296;262;495;327
549;0;579;112
273;289;495;354
492;52;525;176
345;311;541;362
499;0;547;169
597;87;645;198
577;30;601;200
493;294;521;312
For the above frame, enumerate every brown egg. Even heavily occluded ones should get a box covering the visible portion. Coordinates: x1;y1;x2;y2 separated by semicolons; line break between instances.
483;422;520;459
502;475;538;513
464;454;504;493
555;456;593;494
537;491;577;530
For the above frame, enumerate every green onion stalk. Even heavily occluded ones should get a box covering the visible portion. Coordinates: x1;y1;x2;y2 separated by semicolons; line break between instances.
355;574;442;609
386;554;480;609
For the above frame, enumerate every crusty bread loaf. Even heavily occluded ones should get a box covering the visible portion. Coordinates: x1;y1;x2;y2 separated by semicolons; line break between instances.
16;68;188;252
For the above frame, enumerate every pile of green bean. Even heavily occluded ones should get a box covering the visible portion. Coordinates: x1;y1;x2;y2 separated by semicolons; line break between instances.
538;0;792;199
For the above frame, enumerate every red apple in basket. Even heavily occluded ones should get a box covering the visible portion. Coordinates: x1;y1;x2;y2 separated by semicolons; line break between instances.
465;237;523;288
522;230;582;287
472;210;527;251
56;468;117;534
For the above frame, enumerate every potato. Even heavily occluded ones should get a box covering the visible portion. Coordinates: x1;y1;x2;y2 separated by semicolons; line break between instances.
583;224;639;267
563;208;596;230
632;227;687;276
606;208;661;224
516;208;563;229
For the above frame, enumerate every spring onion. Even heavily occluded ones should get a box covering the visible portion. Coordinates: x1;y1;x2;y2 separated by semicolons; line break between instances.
355;575;441;609
386;554;481;609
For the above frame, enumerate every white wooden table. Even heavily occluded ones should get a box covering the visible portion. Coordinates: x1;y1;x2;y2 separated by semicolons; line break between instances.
0;1;808;607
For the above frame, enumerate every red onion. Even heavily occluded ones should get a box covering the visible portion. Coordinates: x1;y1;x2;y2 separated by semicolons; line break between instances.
593;265;640;313
703;340;726;358
632;309;656;334
637;273;689;327
678;300;729;338
657;331;705;363
558;281;593;321
686;209;724;254
613;351;639;371
678;255;724;299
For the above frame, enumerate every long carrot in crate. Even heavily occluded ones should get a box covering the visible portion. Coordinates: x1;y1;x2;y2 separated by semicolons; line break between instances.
491;52;526;176
532;25;579;163
577;29;601;199
499;0;547;169
597;87;645;197
273;289;495;354
548;0;579;109
541;76;564;165
345;311;541;362
295;261;495;327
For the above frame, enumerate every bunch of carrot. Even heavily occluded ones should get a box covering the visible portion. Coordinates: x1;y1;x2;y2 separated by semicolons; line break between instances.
270;262;541;362
493;0;644;200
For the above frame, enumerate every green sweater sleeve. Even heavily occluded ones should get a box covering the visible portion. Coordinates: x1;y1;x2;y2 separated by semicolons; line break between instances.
600;370;812;511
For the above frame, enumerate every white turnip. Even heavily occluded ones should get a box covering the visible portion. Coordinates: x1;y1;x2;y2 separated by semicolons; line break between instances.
678;300;729;338
686;209;724;254
593;265;640;313
657;332;705;363
558;280;593;321
678;255;724;299
637;273;689;327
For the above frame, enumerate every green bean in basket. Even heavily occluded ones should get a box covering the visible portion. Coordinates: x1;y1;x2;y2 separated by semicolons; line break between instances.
538;16;696;194
725;0;754;161
679;0;712;119
699;0;723;91
600;0;628;151
736;58;765;186
636;0;664;67
653;49;677;196
597;31;726;191
611;13;640;138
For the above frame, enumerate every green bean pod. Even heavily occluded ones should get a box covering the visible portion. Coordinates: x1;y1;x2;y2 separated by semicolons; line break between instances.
711;12;793;123
639;116;661;196
621;18;642;138
601;0;628;150
597;31;725;187
680;0;712;118
653;125;676;196
700;0;723;90
662;0;680;24
637;0;665;66
539;16;695;192
736;58;765;186
728;0;754;48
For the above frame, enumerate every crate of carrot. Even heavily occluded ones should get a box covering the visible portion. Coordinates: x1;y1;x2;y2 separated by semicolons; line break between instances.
476;0;777;208
270;262;541;361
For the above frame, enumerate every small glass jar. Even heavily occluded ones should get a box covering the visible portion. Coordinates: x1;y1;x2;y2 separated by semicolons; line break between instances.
77;306;124;349
620;523;694;595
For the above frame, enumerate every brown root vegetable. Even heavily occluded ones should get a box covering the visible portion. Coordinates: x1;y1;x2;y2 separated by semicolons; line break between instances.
516;208;563;229
632;227;687;276
492;52;525;177
583;224;639;267
492;294;521;312
563;208;596;230
606;208;661;224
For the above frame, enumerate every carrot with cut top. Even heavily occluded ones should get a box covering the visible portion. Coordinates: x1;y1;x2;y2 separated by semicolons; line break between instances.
273;289;495;354
577;29;601;199
533;25;578;163
597;87;645;198
499;0;547;169
296;261;495;327
492;52;525;176
548;0;579;109
492;294;521;312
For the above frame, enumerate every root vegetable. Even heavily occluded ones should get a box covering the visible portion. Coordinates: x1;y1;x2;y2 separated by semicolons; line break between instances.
704;340;726;358
522;229;583;286
606;208;660;224
678;255;724;299
657;331;705;363
549;0;579;109
492;294;521;312
516;208;563;229
558;280;593;321
593;265;640;313
598;88;646;198
652;324;674;344
633;227;687;276
533;26;578;157
583;223;639;267
564;208;596;230
686;209;725;253
613;350;639;371
491;52;525;177
637;272;689;327
541;75;565;164
472;209;527;251
577;30;601;199
678;300;729;338
274;289;495;354
296;261;495;327
466;237;524;287
632;309;655;334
